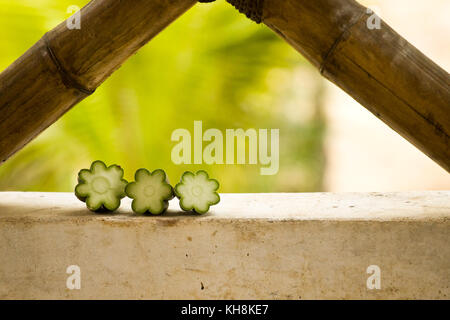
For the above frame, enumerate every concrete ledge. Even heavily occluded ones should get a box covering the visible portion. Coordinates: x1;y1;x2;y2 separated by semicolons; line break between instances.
0;191;449;299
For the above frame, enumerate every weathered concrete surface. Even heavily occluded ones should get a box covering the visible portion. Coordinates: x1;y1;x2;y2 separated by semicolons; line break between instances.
0;191;448;299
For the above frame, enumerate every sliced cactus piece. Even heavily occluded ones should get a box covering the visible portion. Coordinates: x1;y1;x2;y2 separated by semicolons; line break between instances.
125;168;174;215
75;160;128;212
174;170;220;214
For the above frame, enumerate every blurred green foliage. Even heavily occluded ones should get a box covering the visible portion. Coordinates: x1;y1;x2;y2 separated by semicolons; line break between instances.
0;0;325;193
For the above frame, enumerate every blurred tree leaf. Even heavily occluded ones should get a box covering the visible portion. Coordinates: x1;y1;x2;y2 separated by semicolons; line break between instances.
0;1;326;192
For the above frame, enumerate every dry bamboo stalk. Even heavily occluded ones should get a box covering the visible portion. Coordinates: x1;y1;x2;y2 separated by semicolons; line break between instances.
259;0;450;172
1;0;449;174
0;0;196;164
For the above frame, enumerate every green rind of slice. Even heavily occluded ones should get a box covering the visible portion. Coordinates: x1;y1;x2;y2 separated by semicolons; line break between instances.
175;170;220;214
125;168;174;215
74;160;128;212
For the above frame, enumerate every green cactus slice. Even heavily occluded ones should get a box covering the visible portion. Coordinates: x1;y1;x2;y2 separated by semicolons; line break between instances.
174;170;220;214
75;160;128;212
125;168;174;215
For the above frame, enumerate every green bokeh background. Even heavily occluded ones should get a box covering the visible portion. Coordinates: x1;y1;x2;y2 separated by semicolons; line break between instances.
0;0;326;192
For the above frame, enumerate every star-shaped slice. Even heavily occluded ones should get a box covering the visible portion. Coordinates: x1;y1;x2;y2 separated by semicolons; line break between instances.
174;170;220;214
125;168;174;215
75;160;128;212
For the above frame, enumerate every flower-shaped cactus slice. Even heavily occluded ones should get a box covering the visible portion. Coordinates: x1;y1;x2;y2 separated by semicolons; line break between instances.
75;160;128;212
125;169;174;215
175;170;220;214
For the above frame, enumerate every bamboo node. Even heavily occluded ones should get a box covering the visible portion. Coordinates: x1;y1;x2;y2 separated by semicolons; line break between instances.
43;35;95;95
319;11;366;75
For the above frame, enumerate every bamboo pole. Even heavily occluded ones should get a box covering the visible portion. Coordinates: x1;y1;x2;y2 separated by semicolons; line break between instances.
0;0;196;164
259;0;450;172
1;0;449;173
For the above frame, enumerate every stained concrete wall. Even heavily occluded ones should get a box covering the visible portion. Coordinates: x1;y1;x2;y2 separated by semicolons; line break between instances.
0;192;448;299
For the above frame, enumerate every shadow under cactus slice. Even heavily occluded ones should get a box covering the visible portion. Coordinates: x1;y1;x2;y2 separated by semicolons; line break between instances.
175;170;220;214
75;160;128;212
125;169;174;215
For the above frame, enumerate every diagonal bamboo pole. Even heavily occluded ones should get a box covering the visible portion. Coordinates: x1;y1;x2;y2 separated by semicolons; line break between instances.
1;0;449;174
256;0;450;172
0;0;196;164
